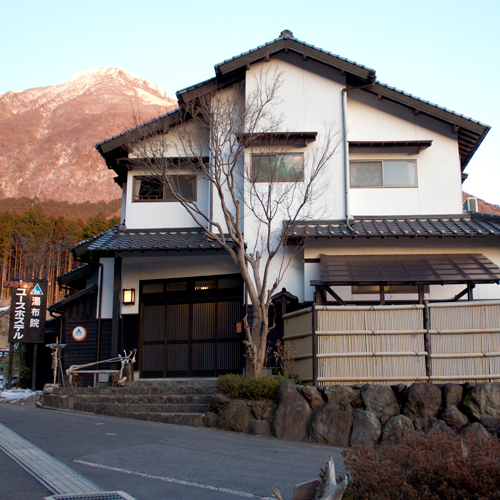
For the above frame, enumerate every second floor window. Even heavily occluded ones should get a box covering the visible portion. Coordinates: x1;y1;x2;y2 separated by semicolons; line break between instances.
252;153;304;182
133;175;197;202
350;160;417;188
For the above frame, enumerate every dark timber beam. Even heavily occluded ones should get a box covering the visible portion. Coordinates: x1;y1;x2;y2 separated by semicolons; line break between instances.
111;257;122;362
323;285;346;306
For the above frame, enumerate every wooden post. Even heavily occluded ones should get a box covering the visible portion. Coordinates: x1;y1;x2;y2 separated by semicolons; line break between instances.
423;301;432;379
31;344;37;391
418;284;425;304
111;257;122;363
7;342;14;389
379;285;385;305
312;299;318;387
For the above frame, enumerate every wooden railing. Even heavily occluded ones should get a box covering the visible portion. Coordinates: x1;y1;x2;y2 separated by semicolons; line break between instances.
283;301;500;386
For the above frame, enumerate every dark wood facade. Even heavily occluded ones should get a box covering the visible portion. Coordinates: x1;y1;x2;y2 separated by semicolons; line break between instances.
139;274;244;378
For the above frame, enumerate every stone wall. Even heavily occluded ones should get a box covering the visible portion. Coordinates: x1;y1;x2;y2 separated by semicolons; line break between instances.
205;381;500;446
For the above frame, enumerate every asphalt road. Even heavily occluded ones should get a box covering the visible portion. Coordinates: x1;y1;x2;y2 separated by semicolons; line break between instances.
0;404;345;500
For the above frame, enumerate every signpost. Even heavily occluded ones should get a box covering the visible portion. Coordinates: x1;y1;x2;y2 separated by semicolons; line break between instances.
5;279;47;390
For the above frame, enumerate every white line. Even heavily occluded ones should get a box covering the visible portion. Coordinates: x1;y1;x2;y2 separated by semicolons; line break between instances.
74;460;263;499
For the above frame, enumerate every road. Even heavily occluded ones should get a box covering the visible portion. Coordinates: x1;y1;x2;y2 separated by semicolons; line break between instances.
0;404;345;500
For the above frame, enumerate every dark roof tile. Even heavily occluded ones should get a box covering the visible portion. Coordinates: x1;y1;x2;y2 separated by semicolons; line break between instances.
288;213;500;239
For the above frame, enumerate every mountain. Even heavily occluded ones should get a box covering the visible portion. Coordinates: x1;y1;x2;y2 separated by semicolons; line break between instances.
0;68;177;203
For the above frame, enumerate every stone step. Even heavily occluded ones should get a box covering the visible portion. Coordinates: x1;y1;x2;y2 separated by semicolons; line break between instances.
50;385;218;397
125;378;217;388
104;411;205;427
70;394;212;405
74;402;209;414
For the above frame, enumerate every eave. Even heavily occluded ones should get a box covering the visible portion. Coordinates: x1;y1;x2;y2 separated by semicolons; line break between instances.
361;82;490;169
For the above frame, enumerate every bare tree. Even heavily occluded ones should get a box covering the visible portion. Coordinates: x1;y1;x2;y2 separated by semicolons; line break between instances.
130;68;341;376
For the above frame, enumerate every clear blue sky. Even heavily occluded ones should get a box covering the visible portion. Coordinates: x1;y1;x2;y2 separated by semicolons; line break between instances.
1;0;499;204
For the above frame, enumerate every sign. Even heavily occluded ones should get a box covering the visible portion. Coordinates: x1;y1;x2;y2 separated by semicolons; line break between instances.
72;326;87;341
8;280;47;344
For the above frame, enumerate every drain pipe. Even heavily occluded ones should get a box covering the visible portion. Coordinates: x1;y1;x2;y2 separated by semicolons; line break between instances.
341;89;353;232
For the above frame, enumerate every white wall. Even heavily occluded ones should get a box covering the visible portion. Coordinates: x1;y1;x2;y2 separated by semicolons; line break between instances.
99;257;115;319
301;238;500;302
245;55;347;221
125;169;209;229
120;253;240;314
347;91;463;216
121;181;127;224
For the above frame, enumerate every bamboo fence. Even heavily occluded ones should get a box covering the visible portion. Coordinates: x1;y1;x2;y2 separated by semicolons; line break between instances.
428;300;500;383
283;301;500;386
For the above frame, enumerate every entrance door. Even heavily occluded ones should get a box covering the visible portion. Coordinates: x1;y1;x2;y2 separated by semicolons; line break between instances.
140;298;242;377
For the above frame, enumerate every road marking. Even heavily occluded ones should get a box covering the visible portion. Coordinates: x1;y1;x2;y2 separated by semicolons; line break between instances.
74;460;269;499
0;423;102;495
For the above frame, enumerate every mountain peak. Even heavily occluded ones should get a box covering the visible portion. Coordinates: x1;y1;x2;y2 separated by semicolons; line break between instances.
0;69;177;203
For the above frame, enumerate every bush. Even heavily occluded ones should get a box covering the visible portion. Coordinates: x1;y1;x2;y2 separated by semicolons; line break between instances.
216;374;285;401
343;431;500;500
18;365;31;389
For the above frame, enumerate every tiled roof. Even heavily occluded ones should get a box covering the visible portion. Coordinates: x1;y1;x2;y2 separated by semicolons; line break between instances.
94;108;182;154
73;227;232;255
48;284;98;313
374;81;489;129
288;213;500;239
56;263;96;286
214;32;376;76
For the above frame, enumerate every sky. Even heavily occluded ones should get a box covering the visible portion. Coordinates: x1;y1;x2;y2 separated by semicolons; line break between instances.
1;0;499;204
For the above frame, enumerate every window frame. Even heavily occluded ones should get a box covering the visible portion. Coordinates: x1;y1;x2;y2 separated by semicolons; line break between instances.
132;174;197;203
251;153;305;183
349;159;418;189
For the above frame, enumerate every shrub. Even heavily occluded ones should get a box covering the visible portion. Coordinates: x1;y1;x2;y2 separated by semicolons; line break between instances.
343;431;500;500
18;365;31;389
216;374;284;401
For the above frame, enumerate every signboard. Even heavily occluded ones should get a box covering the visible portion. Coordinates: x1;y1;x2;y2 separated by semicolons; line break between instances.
72;326;87;341
8;280;47;344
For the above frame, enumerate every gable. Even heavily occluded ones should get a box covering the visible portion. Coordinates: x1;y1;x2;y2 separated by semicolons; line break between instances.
95;30;489;179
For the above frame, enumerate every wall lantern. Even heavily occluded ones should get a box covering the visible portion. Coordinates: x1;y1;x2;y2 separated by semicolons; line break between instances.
122;288;135;305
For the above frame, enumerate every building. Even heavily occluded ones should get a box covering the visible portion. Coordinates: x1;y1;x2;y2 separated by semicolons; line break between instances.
50;30;500;382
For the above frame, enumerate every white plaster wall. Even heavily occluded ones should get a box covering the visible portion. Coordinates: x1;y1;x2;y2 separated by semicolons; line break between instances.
125;169;209;229
120;253;240;314
347;91;463;216
241;55;347;299
128;121;207;159
245;55;347;221
302;238;500;302
121;181;127;224
99;257;115;319
210;85;245;234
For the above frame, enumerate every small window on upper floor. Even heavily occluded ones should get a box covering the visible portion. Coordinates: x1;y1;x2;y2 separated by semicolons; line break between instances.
350;160;417;188
133;175;197;202
252;153;304;182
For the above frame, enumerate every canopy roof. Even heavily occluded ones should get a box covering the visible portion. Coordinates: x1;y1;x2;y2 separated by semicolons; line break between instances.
313;254;500;287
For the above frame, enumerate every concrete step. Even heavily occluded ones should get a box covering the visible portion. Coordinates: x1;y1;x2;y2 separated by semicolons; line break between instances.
74;402;209;414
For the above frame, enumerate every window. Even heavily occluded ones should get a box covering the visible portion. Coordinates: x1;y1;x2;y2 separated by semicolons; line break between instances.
133;175;197;202
252;153;304;182
350;160;417;188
